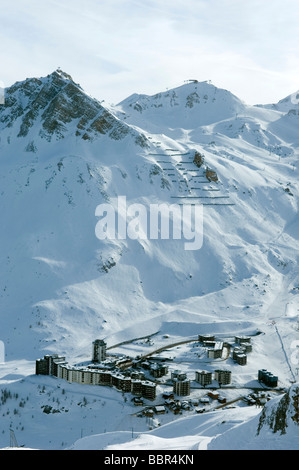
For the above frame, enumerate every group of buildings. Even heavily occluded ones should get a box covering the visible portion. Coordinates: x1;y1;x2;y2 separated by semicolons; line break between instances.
35;338;233;402
198;334;225;359
36;353;157;400
195;368;231;387
168;368;232;397
35;340;157;400
232;335;252;366
35;332;279;406
198;334;252;365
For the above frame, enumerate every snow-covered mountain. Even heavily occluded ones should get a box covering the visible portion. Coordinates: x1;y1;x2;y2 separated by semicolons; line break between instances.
260;89;299;113
117;80;246;132
0;70;298;450
1;69;143;146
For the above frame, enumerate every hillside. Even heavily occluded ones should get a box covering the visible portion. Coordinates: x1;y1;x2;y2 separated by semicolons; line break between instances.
68;383;299;451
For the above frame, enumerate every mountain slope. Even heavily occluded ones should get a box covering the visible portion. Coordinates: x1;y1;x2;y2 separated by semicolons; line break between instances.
0;72;298;364
208;382;299;449
78;383;297;451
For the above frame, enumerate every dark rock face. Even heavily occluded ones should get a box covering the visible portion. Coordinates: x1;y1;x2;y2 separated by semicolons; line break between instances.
205;168;218;182
257;385;299;436
0;69;148;145
193;151;204;168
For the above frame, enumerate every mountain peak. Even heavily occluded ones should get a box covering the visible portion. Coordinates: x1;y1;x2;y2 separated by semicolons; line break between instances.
117;79;245;130
0;70;145;146
259;89;299;113
46;68;84;92
52;68;75;82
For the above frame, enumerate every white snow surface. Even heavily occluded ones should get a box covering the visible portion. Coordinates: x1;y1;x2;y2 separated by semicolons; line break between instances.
0;72;298;450
69;383;299;450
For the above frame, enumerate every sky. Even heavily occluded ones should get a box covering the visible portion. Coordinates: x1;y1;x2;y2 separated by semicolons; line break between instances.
0;0;299;105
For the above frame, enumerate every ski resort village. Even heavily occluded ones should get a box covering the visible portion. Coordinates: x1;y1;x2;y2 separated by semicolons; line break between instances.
35;330;283;422
0;67;298;450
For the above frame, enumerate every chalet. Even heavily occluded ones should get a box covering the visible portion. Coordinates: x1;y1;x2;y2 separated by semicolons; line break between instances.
164;398;175;407
181;401;191;410
196;407;206;414
169;404;181;415
217;396;227;404
154;405;166;415
162;391;174;400
200;397;210;404
190;398;199;406
243;396;256;406
132;396;144;406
